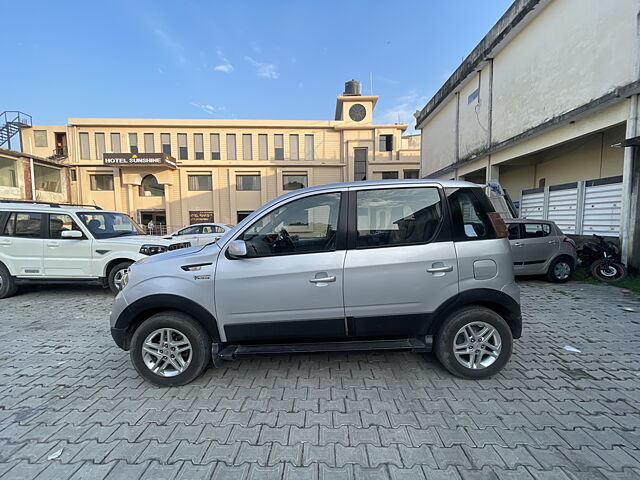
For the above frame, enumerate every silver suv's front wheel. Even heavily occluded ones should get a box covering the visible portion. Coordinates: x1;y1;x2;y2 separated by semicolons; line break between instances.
435;306;513;379
130;311;211;386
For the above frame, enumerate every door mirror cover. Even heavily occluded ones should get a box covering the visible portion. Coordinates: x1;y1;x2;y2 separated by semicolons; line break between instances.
61;230;83;238
228;239;248;258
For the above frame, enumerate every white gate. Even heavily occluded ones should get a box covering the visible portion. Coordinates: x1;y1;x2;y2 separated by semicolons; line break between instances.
520;176;622;236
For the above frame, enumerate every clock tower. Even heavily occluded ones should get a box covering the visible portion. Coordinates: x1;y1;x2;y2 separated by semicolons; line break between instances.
334;79;378;125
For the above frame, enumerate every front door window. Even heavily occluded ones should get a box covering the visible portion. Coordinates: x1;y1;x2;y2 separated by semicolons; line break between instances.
241;192;341;257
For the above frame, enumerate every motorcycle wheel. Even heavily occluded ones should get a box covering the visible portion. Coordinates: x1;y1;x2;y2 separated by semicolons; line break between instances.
590;260;627;282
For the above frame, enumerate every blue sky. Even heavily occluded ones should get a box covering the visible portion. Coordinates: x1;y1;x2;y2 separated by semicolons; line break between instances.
4;1;512;131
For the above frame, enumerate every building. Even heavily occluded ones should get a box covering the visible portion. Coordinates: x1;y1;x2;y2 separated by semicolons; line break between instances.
415;0;640;268
0;148;71;204
12;81;420;232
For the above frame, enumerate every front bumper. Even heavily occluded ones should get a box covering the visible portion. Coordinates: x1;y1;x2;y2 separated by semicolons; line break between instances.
111;326;128;350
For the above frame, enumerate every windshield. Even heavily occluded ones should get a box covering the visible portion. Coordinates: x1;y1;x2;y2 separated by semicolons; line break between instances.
78;212;146;239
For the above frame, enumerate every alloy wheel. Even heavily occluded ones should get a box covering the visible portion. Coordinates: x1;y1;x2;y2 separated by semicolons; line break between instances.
453;321;502;369
113;269;127;290
554;261;571;280
141;328;192;377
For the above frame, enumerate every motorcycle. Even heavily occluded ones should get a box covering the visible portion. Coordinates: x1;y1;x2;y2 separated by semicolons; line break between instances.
577;234;627;282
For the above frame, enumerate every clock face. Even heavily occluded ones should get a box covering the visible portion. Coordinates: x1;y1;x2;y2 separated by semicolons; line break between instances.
349;104;366;122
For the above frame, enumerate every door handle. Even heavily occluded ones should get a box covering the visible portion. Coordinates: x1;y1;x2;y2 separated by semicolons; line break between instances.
427;265;453;273
548;240;558;244
0;239;11;246
47;241;60;247
309;276;336;283
513;242;524;247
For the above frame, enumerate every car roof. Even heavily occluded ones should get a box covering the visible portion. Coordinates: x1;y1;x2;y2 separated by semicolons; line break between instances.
0;202;122;215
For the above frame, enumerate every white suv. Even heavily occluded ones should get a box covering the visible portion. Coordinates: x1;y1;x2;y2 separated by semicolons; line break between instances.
0;201;191;298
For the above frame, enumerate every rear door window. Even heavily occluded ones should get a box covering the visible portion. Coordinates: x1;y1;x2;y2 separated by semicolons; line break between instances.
446;188;496;241
355;187;443;248
2;212;43;238
507;223;521;240
523;223;551;238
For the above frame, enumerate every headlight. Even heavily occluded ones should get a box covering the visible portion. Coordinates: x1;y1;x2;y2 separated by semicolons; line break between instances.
139;244;169;255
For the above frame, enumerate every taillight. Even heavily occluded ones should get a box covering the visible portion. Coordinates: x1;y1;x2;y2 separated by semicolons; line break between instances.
563;236;577;249
487;212;508;238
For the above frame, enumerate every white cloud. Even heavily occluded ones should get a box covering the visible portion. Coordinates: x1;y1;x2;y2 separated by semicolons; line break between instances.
244;56;280;79
214;49;234;73
377;90;431;132
152;27;186;64
190;102;225;115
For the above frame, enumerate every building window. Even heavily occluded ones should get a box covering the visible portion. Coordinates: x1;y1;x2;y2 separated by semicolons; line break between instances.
90;174;114;191
304;134;314;161
110;133;121;153
259;134;268;161
226;134;236;160
139;174;164;197
0;157;17;187
144;133;155;153
283;174;307;190
79;132;90;160
290;134;299;160
381;171;398;179
242;134;253;160
128;133;138;154
188;174;212;191
70;169;77;182
274;134;284;160
211;134;220;160
379;134;393;152
354;148;367;181
34;165;62;193
194;134;204;160
538;178;546;188
237;211;253;223
34;130;48;148
404;170;420;179
178;133;188;159
95;133;106;159
161;133;172;156
236;174;261;191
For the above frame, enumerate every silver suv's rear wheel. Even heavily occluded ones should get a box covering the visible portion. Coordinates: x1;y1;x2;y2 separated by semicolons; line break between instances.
130;311;211;386
435;306;513;379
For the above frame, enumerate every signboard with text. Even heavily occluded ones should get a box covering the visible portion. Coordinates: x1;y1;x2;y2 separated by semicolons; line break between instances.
189;210;215;224
103;153;177;169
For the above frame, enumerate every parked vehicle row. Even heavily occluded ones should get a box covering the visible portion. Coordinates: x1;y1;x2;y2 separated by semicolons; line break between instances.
110;179;522;386
0;201;192;298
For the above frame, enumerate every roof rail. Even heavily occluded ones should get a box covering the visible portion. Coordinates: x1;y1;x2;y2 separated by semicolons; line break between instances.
0;200;103;210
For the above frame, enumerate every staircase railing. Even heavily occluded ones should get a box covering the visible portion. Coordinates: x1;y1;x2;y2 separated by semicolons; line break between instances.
1;111;32;128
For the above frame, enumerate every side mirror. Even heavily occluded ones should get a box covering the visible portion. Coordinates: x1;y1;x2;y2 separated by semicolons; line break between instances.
61;230;83;239
228;239;248;258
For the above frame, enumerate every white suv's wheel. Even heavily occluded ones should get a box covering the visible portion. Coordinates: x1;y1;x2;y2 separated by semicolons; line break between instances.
0;264;18;299
130;311;211;386
108;261;132;294
435;306;512;379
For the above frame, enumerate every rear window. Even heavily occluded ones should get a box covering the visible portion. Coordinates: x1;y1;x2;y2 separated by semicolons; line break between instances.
523;223;551;238
446;187;496;241
2;212;42;238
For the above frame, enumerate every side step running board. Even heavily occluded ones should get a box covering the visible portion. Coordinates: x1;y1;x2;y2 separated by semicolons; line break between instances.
216;336;432;361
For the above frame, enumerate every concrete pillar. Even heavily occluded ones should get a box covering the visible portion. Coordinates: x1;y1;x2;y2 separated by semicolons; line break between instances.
626;146;640;270
486;157;500;184
621;95;639;268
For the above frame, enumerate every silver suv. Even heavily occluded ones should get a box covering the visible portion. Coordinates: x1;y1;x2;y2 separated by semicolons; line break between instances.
110;180;522;386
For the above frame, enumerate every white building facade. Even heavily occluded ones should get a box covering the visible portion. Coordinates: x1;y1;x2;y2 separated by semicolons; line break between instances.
416;0;640;268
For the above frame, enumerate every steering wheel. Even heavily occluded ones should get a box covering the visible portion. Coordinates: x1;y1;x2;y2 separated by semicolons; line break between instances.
274;228;295;250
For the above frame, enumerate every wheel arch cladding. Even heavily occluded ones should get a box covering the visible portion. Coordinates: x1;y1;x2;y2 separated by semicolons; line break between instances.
113;294;220;350
105;258;134;278
428;289;522;339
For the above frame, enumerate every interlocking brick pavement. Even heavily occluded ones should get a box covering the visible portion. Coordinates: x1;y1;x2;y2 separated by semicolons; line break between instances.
0;281;639;479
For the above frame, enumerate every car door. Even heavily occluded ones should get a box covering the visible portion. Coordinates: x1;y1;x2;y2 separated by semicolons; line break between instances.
43;213;94;277
0;211;45;276
521;222;558;274
343;185;458;337
507;223;525;274
215;191;347;343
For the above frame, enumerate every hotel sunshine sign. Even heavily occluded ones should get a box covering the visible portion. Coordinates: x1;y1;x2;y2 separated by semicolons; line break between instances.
103;153;177;169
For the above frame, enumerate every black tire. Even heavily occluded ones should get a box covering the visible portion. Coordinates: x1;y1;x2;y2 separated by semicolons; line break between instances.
107;261;133;294
130;311;211;387
591;260;627;282
547;256;573;283
434;306;513;379
0;263;18;299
